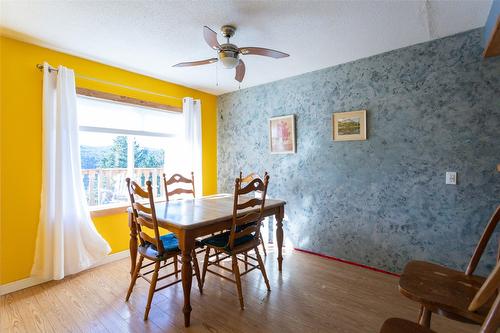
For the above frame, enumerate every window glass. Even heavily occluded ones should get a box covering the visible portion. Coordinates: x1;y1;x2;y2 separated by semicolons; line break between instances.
77;96;182;135
78;96;182;207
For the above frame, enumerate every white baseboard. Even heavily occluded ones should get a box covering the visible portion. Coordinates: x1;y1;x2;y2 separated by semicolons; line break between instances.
0;276;51;296
92;249;130;268
0;250;130;296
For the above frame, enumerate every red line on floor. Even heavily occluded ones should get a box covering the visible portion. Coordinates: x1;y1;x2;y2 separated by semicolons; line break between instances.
294;248;400;277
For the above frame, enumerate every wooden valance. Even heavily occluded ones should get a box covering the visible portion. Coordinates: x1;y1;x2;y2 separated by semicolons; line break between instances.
76;87;182;113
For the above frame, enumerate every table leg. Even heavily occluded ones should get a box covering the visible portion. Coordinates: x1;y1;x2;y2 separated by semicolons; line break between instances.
128;212;137;276
179;233;194;327
275;206;284;271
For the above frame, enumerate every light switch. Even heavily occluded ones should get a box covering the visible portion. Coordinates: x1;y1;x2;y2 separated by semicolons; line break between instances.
446;172;457;185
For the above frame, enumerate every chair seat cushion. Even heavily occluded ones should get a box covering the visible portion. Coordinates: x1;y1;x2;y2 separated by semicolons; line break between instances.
139;233;205;260
201;231;255;250
140;233;180;258
159;233;180;252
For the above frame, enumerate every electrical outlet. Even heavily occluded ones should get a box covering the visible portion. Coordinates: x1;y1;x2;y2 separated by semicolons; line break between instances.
446;172;457;185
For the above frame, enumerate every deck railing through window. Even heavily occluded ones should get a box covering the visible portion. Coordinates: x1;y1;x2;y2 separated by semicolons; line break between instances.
81;168;164;206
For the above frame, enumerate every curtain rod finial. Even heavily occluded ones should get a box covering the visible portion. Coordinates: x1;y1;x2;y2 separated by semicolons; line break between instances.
37;63;58;73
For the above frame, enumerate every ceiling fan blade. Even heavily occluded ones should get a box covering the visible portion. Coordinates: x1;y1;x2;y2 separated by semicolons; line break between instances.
239;47;289;59
235;60;245;82
172;58;218;67
203;26;221;50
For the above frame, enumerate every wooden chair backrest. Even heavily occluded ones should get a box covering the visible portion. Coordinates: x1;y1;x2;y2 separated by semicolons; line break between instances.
126;178;164;255
469;262;500;333
239;171;259;185
466;205;500;275
228;174;270;250
239;171;268;195
162;172;195;201
240;170;269;192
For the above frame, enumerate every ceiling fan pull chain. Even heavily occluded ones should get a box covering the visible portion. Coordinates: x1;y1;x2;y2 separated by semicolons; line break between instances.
215;61;219;86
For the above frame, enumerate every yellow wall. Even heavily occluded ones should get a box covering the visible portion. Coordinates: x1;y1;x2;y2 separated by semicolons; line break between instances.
0;36;218;284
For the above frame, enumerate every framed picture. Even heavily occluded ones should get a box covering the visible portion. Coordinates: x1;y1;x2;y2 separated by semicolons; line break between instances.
333;110;367;141
269;115;296;154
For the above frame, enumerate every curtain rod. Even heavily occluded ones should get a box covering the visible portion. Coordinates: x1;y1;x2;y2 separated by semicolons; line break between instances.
36;63;183;101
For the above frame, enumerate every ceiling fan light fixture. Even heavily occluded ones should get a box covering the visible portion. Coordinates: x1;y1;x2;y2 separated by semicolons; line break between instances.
220;56;239;69
219;52;239;69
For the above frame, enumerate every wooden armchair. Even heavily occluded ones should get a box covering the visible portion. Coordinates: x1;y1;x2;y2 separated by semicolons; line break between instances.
125;178;202;320
201;174;271;310
381;262;500;333
399;205;500;328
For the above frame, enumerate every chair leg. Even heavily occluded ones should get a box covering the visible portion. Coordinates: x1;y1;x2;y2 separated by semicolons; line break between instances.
259;233;267;256
244;253;249;271
255;247;271;291
174;254;178;279
232;255;245;310
417;305;424;321
209;233;220;263
201;247;210;287
144;261;160;321
192;250;203;294
418;306;432;328
126;255;144;301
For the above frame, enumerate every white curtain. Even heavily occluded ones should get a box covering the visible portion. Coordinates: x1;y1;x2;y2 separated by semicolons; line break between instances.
183;97;203;195
31;63;111;280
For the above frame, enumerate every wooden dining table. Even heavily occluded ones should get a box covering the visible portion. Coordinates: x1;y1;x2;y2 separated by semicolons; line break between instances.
127;193;286;327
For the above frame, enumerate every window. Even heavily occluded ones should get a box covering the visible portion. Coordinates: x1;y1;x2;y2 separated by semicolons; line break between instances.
77;95;183;207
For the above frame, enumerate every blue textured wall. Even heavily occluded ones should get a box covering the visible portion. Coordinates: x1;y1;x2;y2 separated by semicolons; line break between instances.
217;29;500;275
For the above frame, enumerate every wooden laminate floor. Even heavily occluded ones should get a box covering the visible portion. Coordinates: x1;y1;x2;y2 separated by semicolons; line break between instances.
1;246;477;333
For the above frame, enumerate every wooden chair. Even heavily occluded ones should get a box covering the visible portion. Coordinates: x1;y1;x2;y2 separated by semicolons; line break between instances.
163;171;222;260
399;205;500;328
163;172;195;276
381;262;500;333
201;174;271;310
125;178;202;320
240;172;270;254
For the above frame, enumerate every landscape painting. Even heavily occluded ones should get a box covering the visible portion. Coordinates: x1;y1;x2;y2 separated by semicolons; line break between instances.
269;115;295;154
338;117;361;135
333;110;367;141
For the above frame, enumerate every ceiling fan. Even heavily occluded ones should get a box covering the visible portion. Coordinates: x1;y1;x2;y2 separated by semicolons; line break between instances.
173;25;289;83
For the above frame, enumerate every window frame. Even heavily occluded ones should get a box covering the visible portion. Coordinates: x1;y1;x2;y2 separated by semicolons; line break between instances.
76;88;182;217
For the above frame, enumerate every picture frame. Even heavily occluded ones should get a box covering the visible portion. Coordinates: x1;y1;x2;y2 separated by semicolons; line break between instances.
269;115;296;154
332;110;367;141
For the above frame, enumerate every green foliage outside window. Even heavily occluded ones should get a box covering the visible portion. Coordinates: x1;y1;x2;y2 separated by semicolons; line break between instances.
81;135;164;169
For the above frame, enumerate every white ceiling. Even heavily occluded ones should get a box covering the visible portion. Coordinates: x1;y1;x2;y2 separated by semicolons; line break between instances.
0;0;492;95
